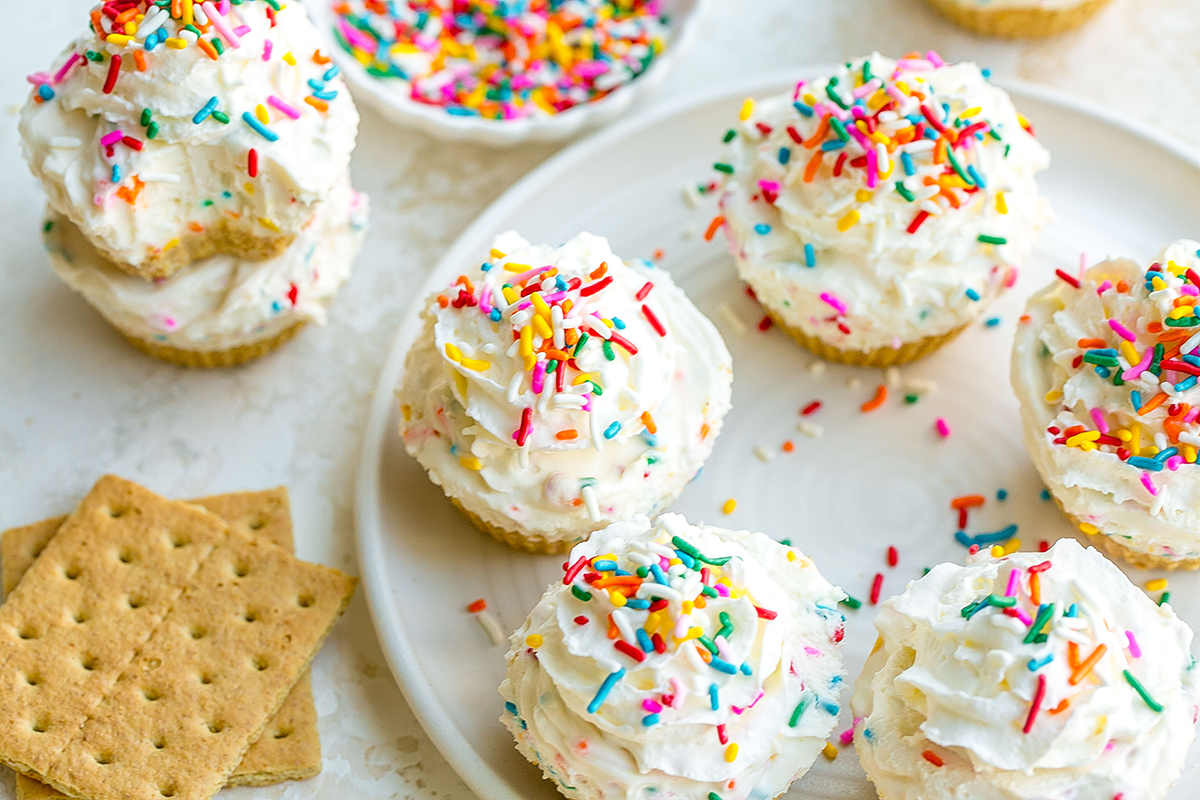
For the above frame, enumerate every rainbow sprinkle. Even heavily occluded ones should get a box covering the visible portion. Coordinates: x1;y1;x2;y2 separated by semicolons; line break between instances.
329;0;667;120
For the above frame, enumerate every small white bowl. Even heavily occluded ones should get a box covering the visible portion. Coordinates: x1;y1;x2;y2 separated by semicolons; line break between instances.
303;0;709;147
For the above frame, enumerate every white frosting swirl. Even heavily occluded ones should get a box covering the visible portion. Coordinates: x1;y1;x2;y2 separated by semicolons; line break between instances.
1013;241;1200;560
852;538;1199;800
400;232;733;548
44;172;366;352
500;513;846;800
20;0;358;275
719;53;1051;352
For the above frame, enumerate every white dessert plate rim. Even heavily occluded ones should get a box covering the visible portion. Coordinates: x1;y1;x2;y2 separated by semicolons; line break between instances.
355;67;1200;800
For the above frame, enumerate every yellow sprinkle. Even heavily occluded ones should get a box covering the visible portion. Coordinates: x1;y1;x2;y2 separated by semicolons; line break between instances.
990;545;1005;557
1115;429;1133;442
961;106;982;118
531;292;551;317
519;325;533;357
725;743;739;762
124;21;137;35
1065;430;1101;447
670;559;683;568
459;358;490;371
164;37;187;49
400;404;411;422
855;189;873;203
683;626;702;641
995;192;1008;214
572;374;594;386
1003;538;1021;555
162;238;179;252
739;98;754;121
786;551;796;562
870;636;883;655
1079;522;1099;535
490;248;507;259
1152;276;1167;291
105;33;134;45
256;103;269;124
1129;424;1142;456
1044;389;1063;403
532;314;553;340
523;353;536;372
1120;341;1141;366
501;286;519;305
525;634;543;648
504;262;532;272
682;600;693;614
459;455;482;471
837;210;860;232
721;498;737;514
822;742;838;761
181;0;194;26
1146;578;1169;592
1184;443;1197;463
444;343;464;362
283;52;296;65
609;590;627;608
258;217;279;232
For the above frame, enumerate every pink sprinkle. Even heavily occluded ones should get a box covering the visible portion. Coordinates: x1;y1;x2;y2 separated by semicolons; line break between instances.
1167;455;1184;471
839;728;855;745
100;129;124;147
935;418;951;438
233;25;251;35
1003;266;1019;289
201;2;241;48
1011;607;1033;626
714;583;730;598
1005;568;1021;597
531;361;545;395
1107;319;1136;342
267;95;301;119
642;698;662;713
757;179;780;194
852;79;880;99
53;52;82;84
885;84;906;103
819;292;847;315
1141;472;1158;496
262;40;273;61
804;646;820;657
865;147;878;188
1122;348;1154;381
1090;408;1109;434
1126;630;1142;659
668;677;686;706
510;265;552;285
479;287;492;315
338;18;376;52
926;50;946;67
1186;407;1200;424
1095;280;1112;295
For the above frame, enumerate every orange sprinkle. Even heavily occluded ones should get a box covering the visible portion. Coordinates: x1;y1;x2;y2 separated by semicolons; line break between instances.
700;422;711;440
950;495;986;510
1147;321;1164;333
197;38;218;60
454;274;475;293
861;385;887;413
1138;392;1169;416
466;599;487;613
1116;280;1129;293
1069;644;1107;685
1030;572;1041;606
1068;640;1080;669
640;412;657;435
437;295;450;308
91;10;104;40
781;440;795;453
804;116;830;148
921;750;944;767
803;151;823;182
1077;338;1108;349
607;615;619;639
304;96;329;112
556;430;578;440
188;222;205;233
703;216;725;242
1048;698;1070;714
590;262;608;280
313;48;332;64
133;50;147;71
592;576;641;588
696;645;712;663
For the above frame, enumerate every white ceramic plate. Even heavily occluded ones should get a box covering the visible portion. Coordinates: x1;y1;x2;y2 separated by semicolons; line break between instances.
304;0;708;146
356;71;1200;800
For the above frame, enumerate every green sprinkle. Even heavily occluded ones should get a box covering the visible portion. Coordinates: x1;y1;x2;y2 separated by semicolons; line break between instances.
985;594;1016;608
713;163;734;174
636;566;649;578
671;535;731;566
905;393;919;404
210;110;230;124
697;635;719;655
1083;353;1120;367
574;332;590;355
829;116;850;142
862;59;872;82
709;794;723;800
700;585;718;598
85;50;103;62
183;24;201;35
722;129;737;143
978;234;1008;245
140;108;153;127
211;37;225;55
895;183;915;202
43;220;53;233
263;0;281;9
588;381;603;396
717;612;733;640
945;146;972;184
546;359;559;373
571;585;592;602
1160;591;1171;606
825;78;848;109
839;595;862;610
788;694;812;727
1164;316;1200;328
201;199;214;207
1124;670;1163;712
602;340;615;361
146;121;159;139
1024;603;1056;644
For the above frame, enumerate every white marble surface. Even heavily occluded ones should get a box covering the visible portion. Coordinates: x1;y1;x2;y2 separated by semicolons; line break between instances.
1;0;1197;797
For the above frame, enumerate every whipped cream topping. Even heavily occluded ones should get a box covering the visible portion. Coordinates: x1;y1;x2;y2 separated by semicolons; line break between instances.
501;514;846;800
45;173;367;351
399;232;732;547
20;0;358;273
719;52;1051;352
852;538;1199;800
1013;241;1200;560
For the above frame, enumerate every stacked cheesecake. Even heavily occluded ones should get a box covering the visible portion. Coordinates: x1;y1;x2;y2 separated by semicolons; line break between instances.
21;0;368;367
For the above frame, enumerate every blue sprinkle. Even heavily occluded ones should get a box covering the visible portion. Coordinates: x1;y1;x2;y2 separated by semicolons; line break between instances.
793;101;814;117
967;165;986;188
192;95;218;124
709;683;719;710
831;675;843;684
603;422;621;439
636;629;654;653
555;276;568;291
1127;456;1162;471
641;432;658;447
965;288;981;301
804;243;815;268
642;714;660;726
312;88;338;101
111;164;120;182
593;560;618;571
241;111;279;141
1066;604;1078;617
650;564;668;585
1156;447;1180;463
822;702;840;716
954;531;974;547
145;35;159;50
1176;376;1198;392
446;106;477;117
901;151;915;176
820;139;845;151
1182;354;1200;367
709;657;738;675
982;68;992;79
754;223;771;235
957;525;1019;547
323;65;341;81
270;300;281;314
307;78;326;92
1131;390;1143;410
778;147;791;165
985;317;1001;327
587;669;625;713
1040;489;1051;501
740;663;753;675
1028;653;1054;671
504;701;518;714
997;489;1008;501
37;84;54;101
624;598;650;610
1094;366;1111;378
674;550;695;569
612;317;626;329
490;308;501;322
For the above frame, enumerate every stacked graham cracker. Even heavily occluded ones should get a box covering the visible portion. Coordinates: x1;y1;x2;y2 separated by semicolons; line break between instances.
0;476;357;800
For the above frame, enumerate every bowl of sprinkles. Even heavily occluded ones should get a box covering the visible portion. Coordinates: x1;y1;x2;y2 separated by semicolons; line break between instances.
305;0;708;145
